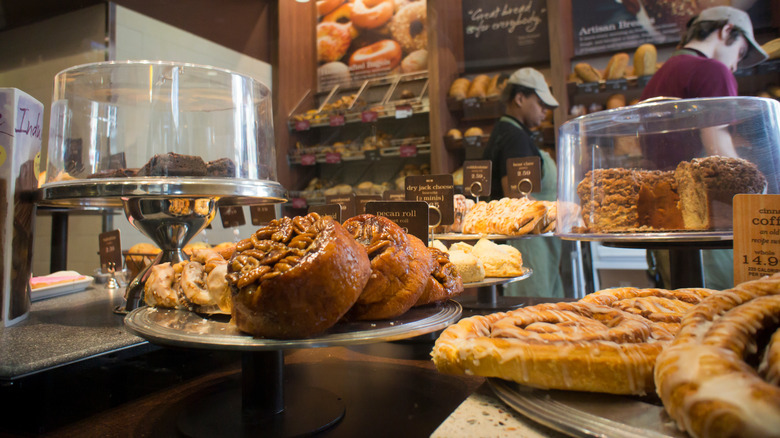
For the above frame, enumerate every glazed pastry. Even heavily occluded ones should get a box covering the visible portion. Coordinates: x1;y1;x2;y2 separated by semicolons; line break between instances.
415;248;464;306
389;2;427;52
226;213;371;338
433;301;666;395
144;262;180;308
655;273;780;438
343;214;435;320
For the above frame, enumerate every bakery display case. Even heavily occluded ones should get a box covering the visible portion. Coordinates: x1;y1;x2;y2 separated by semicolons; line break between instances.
557;96;780;241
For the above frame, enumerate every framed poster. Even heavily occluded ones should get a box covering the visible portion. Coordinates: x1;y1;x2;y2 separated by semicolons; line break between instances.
571;0;772;57
461;0;550;70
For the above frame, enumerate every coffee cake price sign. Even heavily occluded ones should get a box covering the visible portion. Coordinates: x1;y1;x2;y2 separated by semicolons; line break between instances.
325;193;356;221
733;194;780;285
365;201;429;243
309;203;342;223
219;206;246;228
404;174;454;226
507;156;541;197
98;229;122;273
463;160;492;199
249;205;276;226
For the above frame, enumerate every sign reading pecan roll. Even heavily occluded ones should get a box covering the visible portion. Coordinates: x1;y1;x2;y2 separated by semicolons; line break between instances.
432;302;667;395
415;247;464;307
343;214;435;320
226;213;370;339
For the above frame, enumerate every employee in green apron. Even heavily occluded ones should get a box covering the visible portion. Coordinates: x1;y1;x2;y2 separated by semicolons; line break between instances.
483;67;563;298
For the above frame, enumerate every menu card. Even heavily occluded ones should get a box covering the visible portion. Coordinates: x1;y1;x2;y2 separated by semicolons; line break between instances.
98;230;122;273
219;206;246;228
733;194;780;285
507;156;541;197
463;160;492;198
356;195;382;214
325;194;356;221
404;174;455;226
365;201;429;243
309;203;342;222
249;205;276;226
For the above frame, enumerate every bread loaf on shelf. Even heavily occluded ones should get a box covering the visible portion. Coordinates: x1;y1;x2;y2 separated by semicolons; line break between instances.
574;63;602;83
448;77;470;100
633;44;657;77
466;74;490;99
604;52;629;80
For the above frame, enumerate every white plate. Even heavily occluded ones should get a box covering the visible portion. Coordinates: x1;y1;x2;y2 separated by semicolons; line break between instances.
30;274;94;302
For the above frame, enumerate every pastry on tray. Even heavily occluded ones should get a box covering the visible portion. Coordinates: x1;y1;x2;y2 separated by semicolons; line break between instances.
655;272;780;438
414;247;464;307
343;214;435;320
226;213;371;338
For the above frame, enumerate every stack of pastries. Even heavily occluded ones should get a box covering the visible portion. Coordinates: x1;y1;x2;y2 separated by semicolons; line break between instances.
432;273;780;437
462;197;556;235
144;213;464;339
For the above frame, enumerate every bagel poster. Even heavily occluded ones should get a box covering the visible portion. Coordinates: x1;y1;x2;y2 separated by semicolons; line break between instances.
316;0;428;91
571;0;772;56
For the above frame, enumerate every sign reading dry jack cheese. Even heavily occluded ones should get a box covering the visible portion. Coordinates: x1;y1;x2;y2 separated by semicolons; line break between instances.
733;194;780;286
404;174;454;226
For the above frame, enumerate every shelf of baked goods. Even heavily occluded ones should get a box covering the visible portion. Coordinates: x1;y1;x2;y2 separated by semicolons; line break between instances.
445;72;507;122
443;122;554;150
288;135;431;165
287;71;429;131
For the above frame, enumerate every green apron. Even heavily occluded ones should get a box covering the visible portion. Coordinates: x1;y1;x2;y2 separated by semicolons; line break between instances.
502;148;564;298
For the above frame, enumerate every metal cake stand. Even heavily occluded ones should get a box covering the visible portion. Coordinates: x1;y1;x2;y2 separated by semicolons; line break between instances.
124;301;462;437
36;178;287;312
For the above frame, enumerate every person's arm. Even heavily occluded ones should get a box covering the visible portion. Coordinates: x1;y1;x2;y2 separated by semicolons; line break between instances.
700;125;738;158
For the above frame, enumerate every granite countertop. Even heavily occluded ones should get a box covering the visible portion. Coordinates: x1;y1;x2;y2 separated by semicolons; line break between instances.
0;284;146;380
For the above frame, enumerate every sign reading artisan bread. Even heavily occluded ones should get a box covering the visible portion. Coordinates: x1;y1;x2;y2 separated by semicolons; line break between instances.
461;0;550;70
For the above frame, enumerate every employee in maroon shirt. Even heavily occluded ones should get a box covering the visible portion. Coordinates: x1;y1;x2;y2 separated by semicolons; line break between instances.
640;6;767;170
640;6;767;291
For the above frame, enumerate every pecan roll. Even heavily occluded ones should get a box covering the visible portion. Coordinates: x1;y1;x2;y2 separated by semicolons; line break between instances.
226;213;370;338
414;247;463;307
343;214;435;320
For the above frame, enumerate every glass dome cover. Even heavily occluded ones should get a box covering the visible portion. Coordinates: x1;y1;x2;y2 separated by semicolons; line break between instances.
44;60;277;185
556;96;780;241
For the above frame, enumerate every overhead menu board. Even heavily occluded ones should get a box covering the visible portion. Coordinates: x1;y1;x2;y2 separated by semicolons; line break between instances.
461;0;550;70
571;0;772;57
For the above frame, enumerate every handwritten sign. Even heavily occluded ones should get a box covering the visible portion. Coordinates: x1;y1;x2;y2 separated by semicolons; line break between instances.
325;152;342;164
733;195;780;285
462;0;550;70
325;194;356;220
405;174;455;226
463;160;492;198
250;205;276;226
300;154;316;166
383;190;405;201
329;114;345;126
365;201;429;244
295;120;310;131
219;206;246;228
99;230;123;273
399;144;417;157
356;195;382;214
507;156;541;197
362;110;379;123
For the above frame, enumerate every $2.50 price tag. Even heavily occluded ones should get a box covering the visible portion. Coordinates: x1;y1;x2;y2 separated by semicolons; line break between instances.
733;194;780;285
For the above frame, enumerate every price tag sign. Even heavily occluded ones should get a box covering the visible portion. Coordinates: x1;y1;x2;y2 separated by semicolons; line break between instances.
395;104;413;119
325;152;342;164
365;149;381;161
507;157;541;197
733;194;780;285
329;114;345;126
604;79;627;91
309;203;342;222
301;154;316;166
356;195;382;214
219;206;246;228
463;135;482;148
383;190;405;200
399;144;417;157
462;97;482;119
365;201;429;244
577;82;600;94
294;120;310;131
463;160;492;198
404;174;455;226
250;205;276;226
361;110;379;123
325;193;356;220
291;197;308;209
98;230;122;273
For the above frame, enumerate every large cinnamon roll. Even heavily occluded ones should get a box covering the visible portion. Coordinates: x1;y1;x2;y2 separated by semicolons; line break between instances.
226;213;371;339
432;301;667;395
343;214;435;320
415;247;464;307
655;273;780;438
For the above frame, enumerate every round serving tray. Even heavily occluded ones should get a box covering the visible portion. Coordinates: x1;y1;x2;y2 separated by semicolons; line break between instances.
434;232;554;241
124;300;461;351
557;230;731;244
463;267;533;288
36;178;288;208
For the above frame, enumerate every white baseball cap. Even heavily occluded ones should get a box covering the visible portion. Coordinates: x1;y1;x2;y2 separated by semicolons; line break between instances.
692;6;768;68
503;67;559;108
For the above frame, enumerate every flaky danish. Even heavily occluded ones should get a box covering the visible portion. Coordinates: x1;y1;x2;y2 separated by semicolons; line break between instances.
432;301;666;395
655;273;780;438
226;213;371;339
343;214;435;320
415;247;464;307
